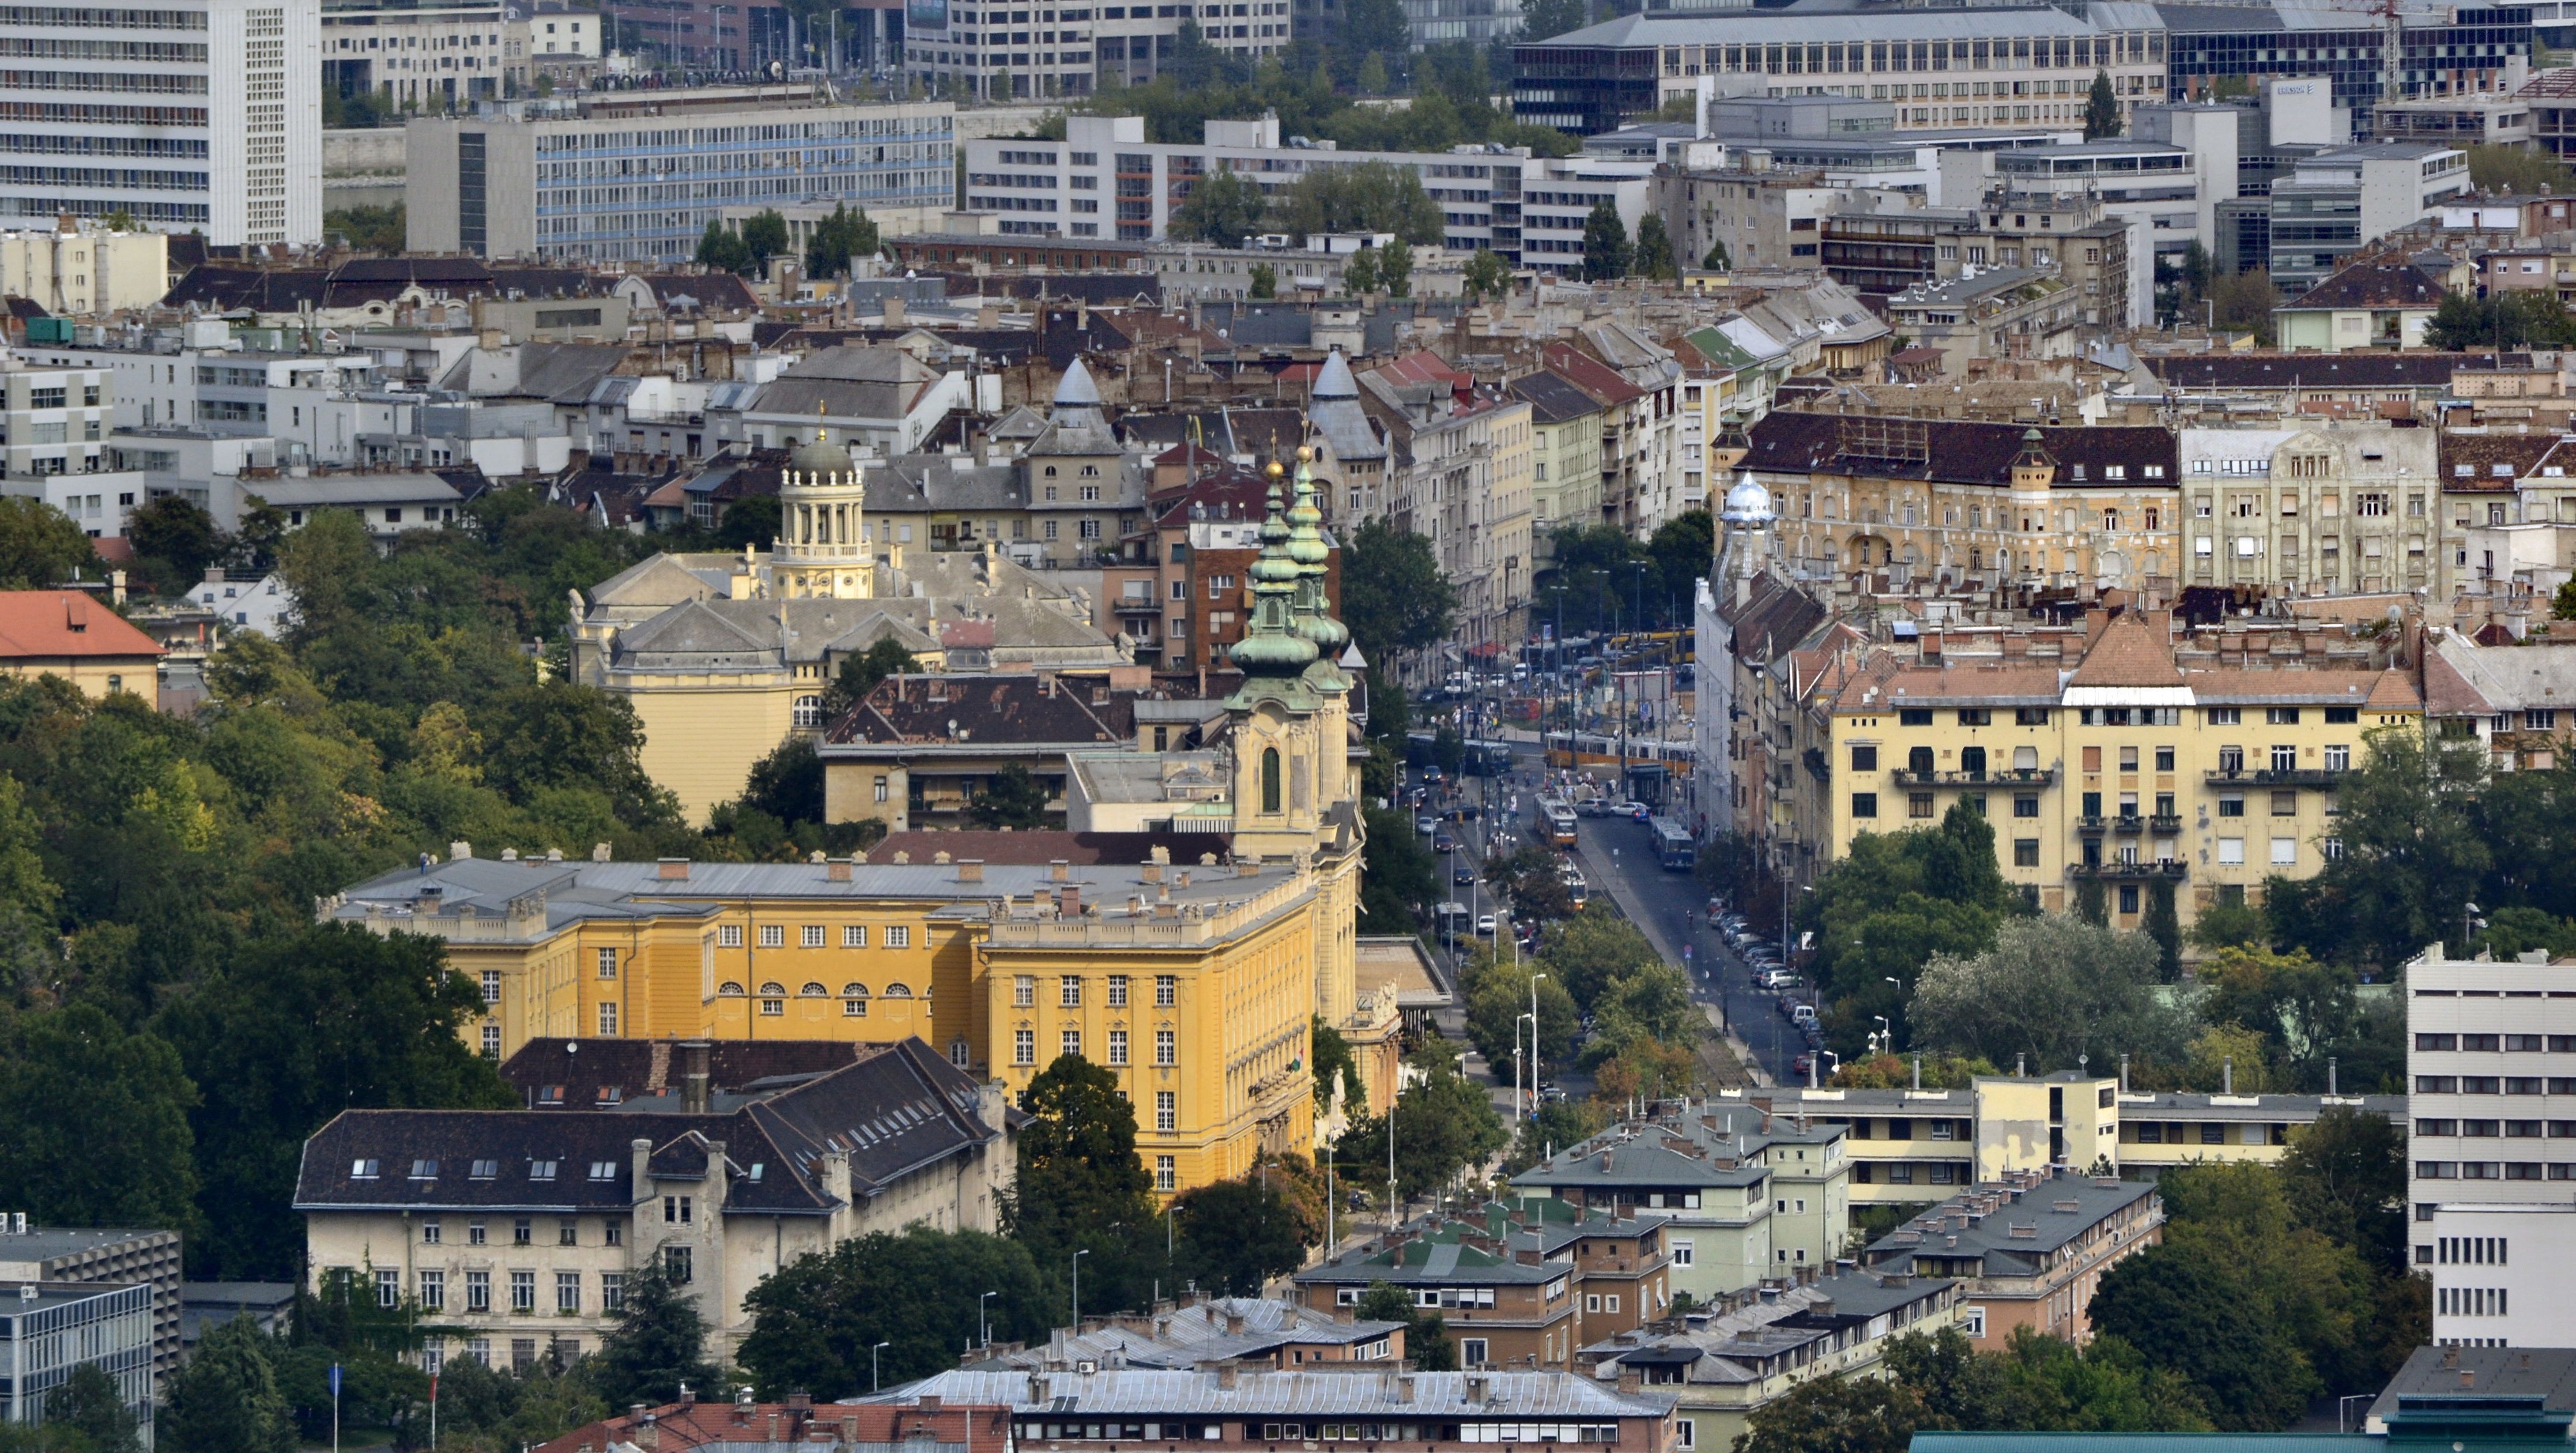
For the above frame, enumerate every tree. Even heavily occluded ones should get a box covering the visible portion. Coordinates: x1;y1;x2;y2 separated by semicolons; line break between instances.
2280;1105;2409;1271
1802;803;2025;1059
125;499;226;593
1505;1096;1607;1173
1632;214;1677;281
693;219;751;275
817;638;920;720
1702;240;1732;270
1277;162;1443;245
1249;262;1278;299
1356;1281;1456;1369
1333;1038;1506;1200
2084;70;2123;140
1341;248;1383;295
475;682;677;831
2144;877;2181;980
1517;0;1586;39
738;1226;1050;1398
1313;1015;1366;1112
162;1316;296;1453
1464;954;1579;1082
968;762;1054;829
1171;168;1268;245
2207;268;2283;341
1340;517;1458;662
0;1004;199;1237
1355;53;1391;96
1340;0;1410;71
1536;906;1659;1011
2086;1226;2318;1428
738;209;791;271
1378;238;1415;299
804;204;880;279
1006;1055;1160;1316
1172;1172;1315;1294
2189;897;2268;952
1909;913;2190;1075
1462;249;1511;302
1733;1367;1923;1453
1359;805;1438;932
590;1259;719;1410
46;1364;142;1453
0;498;96;590
2466;141;2576;195
1579;201;1630;281
155;924;512;1277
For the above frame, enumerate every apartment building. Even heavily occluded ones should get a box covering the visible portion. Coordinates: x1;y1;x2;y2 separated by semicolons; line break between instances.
0;363;129;530
1826;609;2422;929
323;0;516;106
1883;268;2083;377
1859;1165;2163;1349
2423;633;2576;770
864;1365;1679;1453
2402;942;2576;1232
1511;8;2168;138
959;115;1651;275
1355;358;1533;652
0;227;168;317
406;91;956;261
2265;142;2471;295
0;0;320;245
1292;1201;1672;1369
1758;1072;2400;1206
1578;1270;1961;1453
295;1040;1013;1367
2178;423;2443;597
909;0;1291;103
0;1225;182;1411
2423;1202;2573;1347
1508;371;1607;559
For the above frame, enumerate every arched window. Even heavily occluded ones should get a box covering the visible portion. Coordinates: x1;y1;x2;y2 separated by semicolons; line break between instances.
1081;464;1099;477
799;981;828;997
1909;746;1934;776
759;981;787;996
718;981;746;997
842;983;869;997
1044;465;1058;477
1960;746;1987;780
1261;747;1282;814
843;983;869;1017
883;982;914;997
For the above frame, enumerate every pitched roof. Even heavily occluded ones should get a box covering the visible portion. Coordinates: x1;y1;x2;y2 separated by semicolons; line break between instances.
1507;370;1609;425
536;1398;1013;1453
862;830;1232;866
1744;413;2179;490
823;672;1191;748
0;592;164;661
2066;612;2183;690
2144;352;2466;390
2282;259;2450;311
497;1038;872;1110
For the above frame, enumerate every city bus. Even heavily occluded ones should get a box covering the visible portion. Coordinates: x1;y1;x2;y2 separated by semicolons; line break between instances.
1537;795;1579;846
1648;816;1697;872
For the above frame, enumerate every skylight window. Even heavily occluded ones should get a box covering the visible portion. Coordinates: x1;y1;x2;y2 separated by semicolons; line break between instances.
538;1085;564;1106
748;1164;766;1183
409;1159;439;1179
351;1159;380;1180
588;1161;618;1181
470;1159;499;1180
530;1160;559;1181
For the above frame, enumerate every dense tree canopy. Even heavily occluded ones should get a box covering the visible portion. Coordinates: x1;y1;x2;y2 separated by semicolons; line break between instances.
1006;1054;1162;1315
739;1226;1051;1396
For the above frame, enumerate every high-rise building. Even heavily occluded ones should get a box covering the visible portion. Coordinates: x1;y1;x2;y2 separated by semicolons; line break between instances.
0;0;322;244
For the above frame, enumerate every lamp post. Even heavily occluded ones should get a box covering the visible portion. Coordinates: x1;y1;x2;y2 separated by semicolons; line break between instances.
871;1341;891;1392
1071;1249;1089;1327
1873;1016;1891;1057
1529;972;1548;1106
979;1290;997;1349
1516;1010;1536;1123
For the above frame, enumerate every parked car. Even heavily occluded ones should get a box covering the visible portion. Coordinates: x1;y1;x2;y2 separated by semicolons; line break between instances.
1792;1053;1814;1077
1789;1003;1819;1026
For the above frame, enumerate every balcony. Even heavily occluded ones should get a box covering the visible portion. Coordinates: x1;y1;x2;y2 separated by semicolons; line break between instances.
2076;815;2107;834
2110;815;2147;835
1805;748;1832;784
2070;861;2187;882
2204;767;2346;788
1890;767;2056;788
2149;814;2183;834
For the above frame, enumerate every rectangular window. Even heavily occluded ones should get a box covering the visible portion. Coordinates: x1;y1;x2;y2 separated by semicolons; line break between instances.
376;1268;401;1308
556;1271;580;1313
1156;1027;1176;1065
597;948;618;978
1014;975;1036;1007
759;924;784;948
1108;975;1129;1007
888;926;911;948
2013;839;2040;867
419;1270;445;1311
1061;976;1083;1007
1062;1028;1082;1059
1156;975;1176;1007
720;925;743;947
1016;1028;1036;1064
844;925;866;948
1108;1029;1129;1064
2271;837;2297;865
466;1270;491;1312
510;1270;535;1312
598;1002;617;1036
1851;744;1879;771
481;970;502;1004
1156;1155;1175;1192
2219;838;2245;864
1851;793;1879;819
601;1274;625;1313
802;925;825;948
1156;1090;1176;1131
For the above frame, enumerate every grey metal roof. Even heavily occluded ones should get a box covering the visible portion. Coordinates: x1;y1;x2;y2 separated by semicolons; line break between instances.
1863;1169;2159;1276
851;1369;1676;1420
2115;1091;2406;1123
1526;4;2135;47
2367;1347;2576;1427
0;1228;175;1265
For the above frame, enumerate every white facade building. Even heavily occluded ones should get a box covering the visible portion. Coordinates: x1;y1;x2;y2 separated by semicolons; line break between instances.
0;227;169;317
191;569;296;637
906;0;1290;103
2405;945;2576;1263
2424;1202;2576;1349
0;0;321;245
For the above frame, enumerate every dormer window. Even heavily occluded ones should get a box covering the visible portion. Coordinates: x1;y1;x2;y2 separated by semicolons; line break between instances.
351;1159;380;1180
409;1158;439;1180
469;1159;499;1180
530;1159;559;1180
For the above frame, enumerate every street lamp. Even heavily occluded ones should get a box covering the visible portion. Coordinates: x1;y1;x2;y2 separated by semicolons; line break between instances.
2464;903;2486;955
1873;1015;1892;1056
1071;1249;1089;1327
1516;1010;1536;1123
871;1341;891;1392
979;1290;997;1349
1529;972;1549;1108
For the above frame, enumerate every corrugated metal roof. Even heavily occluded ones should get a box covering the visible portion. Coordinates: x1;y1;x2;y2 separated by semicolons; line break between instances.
853;1370;1674;1420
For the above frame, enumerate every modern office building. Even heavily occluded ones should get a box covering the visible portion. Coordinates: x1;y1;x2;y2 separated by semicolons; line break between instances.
0;1282;155;1446
2264;141;2468;293
405;89;956;261
0;0;322;245
1511;6;2170;138
0;1224;184;1405
2404;943;2576;1236
2423;1202;2571;1347
2159;1;2532;132
907;0;1289;101
321;0;599;108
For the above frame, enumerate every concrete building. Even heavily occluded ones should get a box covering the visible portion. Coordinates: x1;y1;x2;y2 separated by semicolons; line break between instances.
2160;2;2532;133
323;0;519;107
1511;7;2170;139
2178;422;2444;596
0;1224;183;1409
0;228;168;318
1355;357;1534;650
0;0;322;245
2377;92;2533;146
2423;1202;2570;1346
908;0;1291;102
2403;941;2576;1230
405;91;956;261
295;1038;1015;1367
1508;371;1607;558
1858;1165;2163;1350
2265;142;2469;294
2421;632;2576;768
0;1282;155;1447
1880;269;2083;377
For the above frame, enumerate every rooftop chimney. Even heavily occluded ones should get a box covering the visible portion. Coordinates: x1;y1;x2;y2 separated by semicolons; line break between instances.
680;1039;713;1114
658;858;691;880
957;859;984;883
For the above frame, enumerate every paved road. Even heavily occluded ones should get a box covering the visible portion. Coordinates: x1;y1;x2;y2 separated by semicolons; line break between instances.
1565;810;1805;1087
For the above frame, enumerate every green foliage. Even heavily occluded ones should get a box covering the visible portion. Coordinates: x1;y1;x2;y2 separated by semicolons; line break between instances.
1462;249;1511;301
1579;202;1630;281
1342;248;1382;295
590;1258;719;1410
2207;268;2283;342
1804;803;2024;1060
2144;877;2180;979
1007;1055;1161;1315
163;1316;296;1453
1379;238;1415;299
2465;142;2576;195
968;761;1055;829
1171;1172;1315;1294
1827;1053;2000;1089
1631;215;1677;281
395;1356;601;1453
1249;262;1278;299
1355;1281;1456;1369
1277;163;1444;245
1518;0;1587;39
2421;288;2576;351
2194;944;2403;1095
1504;1096;1608;1174
1333;1034;1506;1199
323;88;389;127
37;1365;141;1453
1702;240;1732;270
1355;54;1391;95
0;1003;198;1235
1359;806;1439;932
2084;70;2123;139
804;204;880;280
1883;1326;2212;1434
1341;517;1458;662
2280;1105;2409;1271
1171;168;1269;245
1534;906;1659;1011
325;204;406;252
1732;1367;1922;1453
0;498;98;589
738;1226;1050;1396
738;209;791;271
1907;913;2193;1075
1537;511;1708;631
2187;897;2269;952
1462;948;1580;1083
817;638;921;721
1312;1014;1366;1112
694;219;753;275
125;497;225;594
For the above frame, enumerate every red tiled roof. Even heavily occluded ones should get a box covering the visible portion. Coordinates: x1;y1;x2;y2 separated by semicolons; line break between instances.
0;591;163;660
534;1402;1012;1453
1537;342;1644;405
2067;612;2183;690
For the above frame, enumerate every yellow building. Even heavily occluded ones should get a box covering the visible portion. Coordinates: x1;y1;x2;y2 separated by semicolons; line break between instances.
567;430;1128;823
1826;609;2422;930
0;590;165;702
330;454;1370;1200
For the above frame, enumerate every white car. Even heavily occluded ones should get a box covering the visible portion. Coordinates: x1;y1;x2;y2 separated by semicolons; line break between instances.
1476;914;1498;937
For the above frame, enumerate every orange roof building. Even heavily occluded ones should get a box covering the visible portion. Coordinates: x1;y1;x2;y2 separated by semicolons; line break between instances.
0;590;163;703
